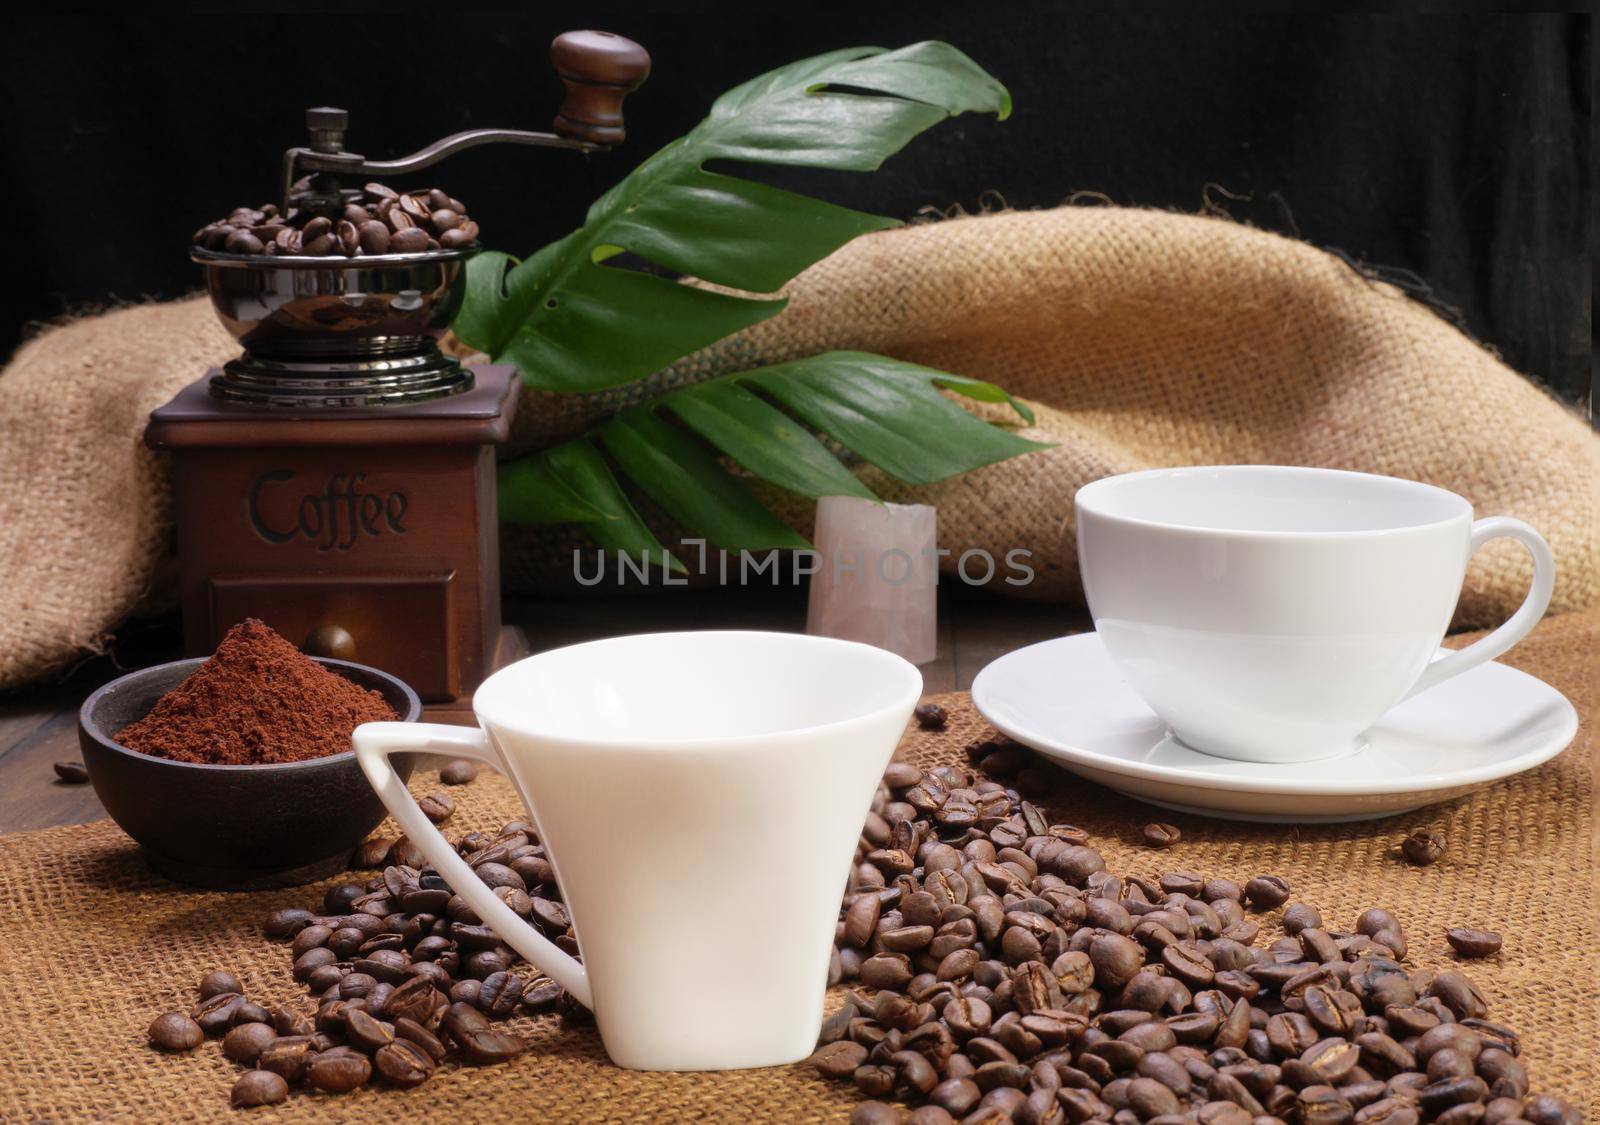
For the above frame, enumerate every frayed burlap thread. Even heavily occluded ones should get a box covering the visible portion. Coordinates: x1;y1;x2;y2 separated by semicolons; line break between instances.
0;611;1593;1121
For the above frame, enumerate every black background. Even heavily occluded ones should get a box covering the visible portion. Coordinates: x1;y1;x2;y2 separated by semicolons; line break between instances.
4;10;1591;406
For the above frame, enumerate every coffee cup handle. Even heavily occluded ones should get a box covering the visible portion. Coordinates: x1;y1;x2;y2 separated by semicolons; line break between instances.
1403;516;1555;701
352;721;593;1010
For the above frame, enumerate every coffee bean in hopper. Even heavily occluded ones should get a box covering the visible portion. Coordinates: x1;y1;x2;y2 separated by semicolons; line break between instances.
192;181;480;258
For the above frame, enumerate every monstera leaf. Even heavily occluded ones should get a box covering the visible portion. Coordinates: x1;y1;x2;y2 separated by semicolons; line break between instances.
498;352;1046;570
454;42;1011;391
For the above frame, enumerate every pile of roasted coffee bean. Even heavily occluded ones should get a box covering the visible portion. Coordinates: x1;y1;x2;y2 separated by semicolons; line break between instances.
146;761;578;1109
814;740;1577;1124
192;180;479;257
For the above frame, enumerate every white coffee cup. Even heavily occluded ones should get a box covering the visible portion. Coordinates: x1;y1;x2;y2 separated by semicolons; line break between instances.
353;630;920;1071
1075;466;1554;763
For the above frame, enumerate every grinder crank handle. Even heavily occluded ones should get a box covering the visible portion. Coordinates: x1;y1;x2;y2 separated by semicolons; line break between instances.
550;30;651;145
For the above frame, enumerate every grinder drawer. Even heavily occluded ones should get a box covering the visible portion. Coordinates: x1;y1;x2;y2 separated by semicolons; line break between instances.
208;572;457;700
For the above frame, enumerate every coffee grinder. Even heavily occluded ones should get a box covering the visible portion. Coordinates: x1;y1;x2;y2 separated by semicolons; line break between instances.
146;30;649;718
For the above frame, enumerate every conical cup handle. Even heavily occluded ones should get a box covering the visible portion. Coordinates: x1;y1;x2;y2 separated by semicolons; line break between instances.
352;721;593;1009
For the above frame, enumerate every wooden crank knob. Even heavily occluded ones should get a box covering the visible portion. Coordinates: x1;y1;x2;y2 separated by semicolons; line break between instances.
550;30;650;145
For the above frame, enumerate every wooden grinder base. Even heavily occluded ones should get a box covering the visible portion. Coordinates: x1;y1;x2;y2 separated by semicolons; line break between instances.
145;366;523;712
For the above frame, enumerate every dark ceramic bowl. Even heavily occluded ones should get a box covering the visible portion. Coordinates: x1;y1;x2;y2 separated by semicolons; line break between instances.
78;656;420;890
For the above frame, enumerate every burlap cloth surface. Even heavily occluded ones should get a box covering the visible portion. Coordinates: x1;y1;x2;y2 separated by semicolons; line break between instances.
2;207;1597;690
0;610;1594;1122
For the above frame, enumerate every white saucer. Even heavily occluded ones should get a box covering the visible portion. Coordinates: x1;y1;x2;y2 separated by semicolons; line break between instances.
970;632;1578;823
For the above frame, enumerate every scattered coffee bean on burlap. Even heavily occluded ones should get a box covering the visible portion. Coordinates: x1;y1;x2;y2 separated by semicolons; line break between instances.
913;703;948;731
440;759;479;785
1244;871;1291;908
1141;820;1181;848
307;1049;371;1093
52;761;89;783
230;1069;288;1108
419;792;455;823
150;813;584;1106
1447;927;1504;958
198;970;242;999
815;748;1576;1122
351;835;395;869
1403;827;1447;866
148;1012;203;1052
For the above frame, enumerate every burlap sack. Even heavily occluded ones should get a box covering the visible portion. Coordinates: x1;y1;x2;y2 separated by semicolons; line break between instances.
0;610;1593;1120
2;207;1595;689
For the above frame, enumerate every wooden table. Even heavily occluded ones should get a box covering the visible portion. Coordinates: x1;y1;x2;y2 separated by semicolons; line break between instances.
0;587;1088;835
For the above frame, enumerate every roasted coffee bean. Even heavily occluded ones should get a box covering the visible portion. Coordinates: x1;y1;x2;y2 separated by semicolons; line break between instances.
271;1006;314;1037
230;1069;289;1108
813;1040;869;1078
1243;875;1290;909
221;1020;277;1065
198;969;242;999
478;970;529;1017
440;758;479;785
389;837;427;869
355;949;410;984
352;836;394;868
419;792;455;823
1278;903;1321;937
148;1012;203;1051
1445;927;1503;958
390;227;430;253
531;897;569;932
395;1016;448;1061
263;907;315;939
374;1037;436;1087
53;760;89;783
914;703;948;730
844;894;881;947
335;219;360;255
1141;822;1182;848
1521;1095;1581;1125
343;1007;395;1052
307;1049;372;1093
521;976;564;1013
192;992;244;1035
1401;828;1446;866
442;1002;526;1064
383;976;441;1025
257;1035;316;1083
1089;932;1144;990
1430;971;1489;1019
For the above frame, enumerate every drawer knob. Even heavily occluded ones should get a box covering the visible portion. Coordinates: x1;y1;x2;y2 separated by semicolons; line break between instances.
303;625;357;662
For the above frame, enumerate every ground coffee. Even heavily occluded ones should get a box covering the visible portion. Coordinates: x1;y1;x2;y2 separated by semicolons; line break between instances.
116;619;397;764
